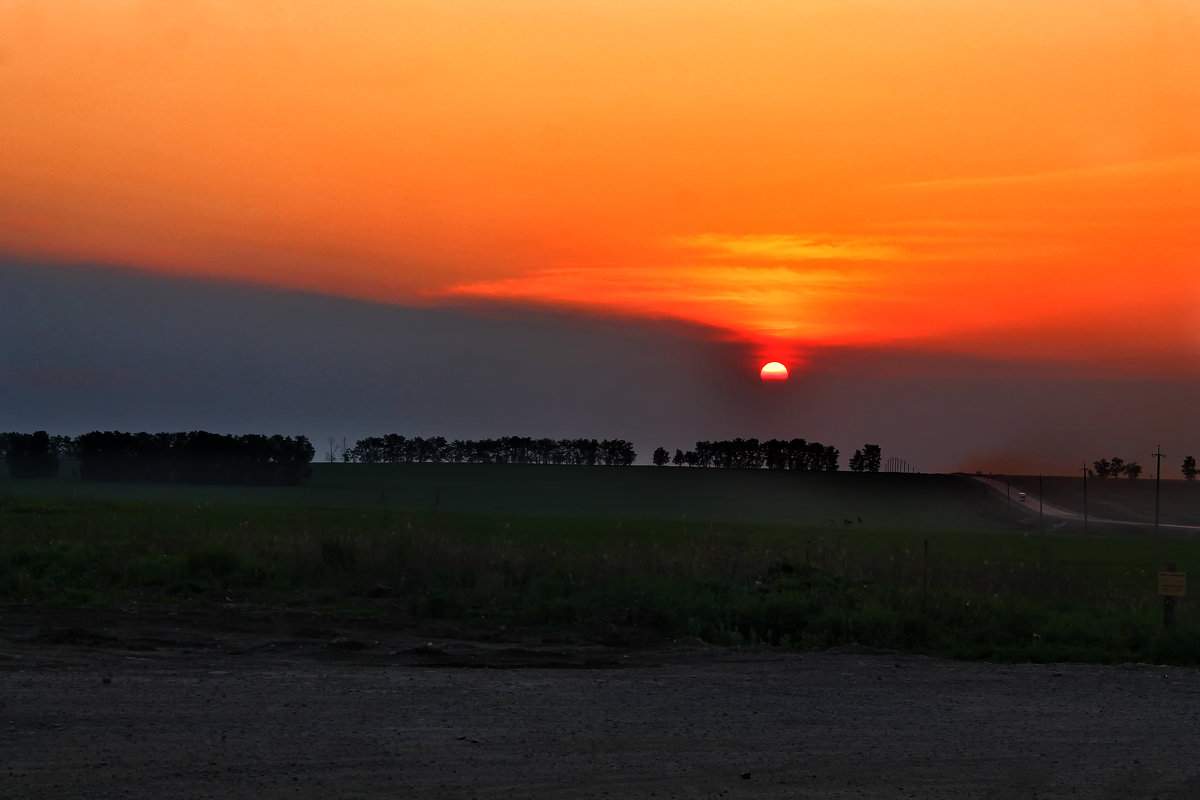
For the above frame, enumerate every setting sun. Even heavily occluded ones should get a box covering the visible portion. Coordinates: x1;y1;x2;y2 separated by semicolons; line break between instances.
760;362;789;381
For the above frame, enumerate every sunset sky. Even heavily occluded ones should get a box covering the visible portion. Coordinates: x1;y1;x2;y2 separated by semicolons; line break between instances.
2;1;1198;473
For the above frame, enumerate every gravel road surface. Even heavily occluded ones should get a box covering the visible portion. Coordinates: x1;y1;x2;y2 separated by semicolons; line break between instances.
3;606;1199;799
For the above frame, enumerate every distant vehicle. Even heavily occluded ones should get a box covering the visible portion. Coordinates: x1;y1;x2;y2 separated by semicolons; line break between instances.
1018;492;1027;503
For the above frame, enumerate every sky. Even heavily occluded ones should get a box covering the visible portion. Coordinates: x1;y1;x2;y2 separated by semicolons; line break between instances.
2;1;1198;474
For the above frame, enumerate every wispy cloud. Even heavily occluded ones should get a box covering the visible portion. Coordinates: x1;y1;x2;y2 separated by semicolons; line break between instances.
439;255;907;351
435;226;1067;350
674;233;901;262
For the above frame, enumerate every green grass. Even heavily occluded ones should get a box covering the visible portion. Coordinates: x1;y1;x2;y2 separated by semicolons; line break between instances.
4;462;1022;530
2;490;1199;665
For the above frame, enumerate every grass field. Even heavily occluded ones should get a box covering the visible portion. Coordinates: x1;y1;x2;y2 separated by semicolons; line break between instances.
2;464;1199;665
2;462;1038;530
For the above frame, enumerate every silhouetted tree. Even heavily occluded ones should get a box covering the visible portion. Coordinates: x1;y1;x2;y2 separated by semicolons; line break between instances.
849;444;881;472
344;434;637;467
75;430;313;485
600;439;636;466
382;434;406;462
533;438;556;465
347;436;385;464
783;438;804;470
652;446;669;466
1093;456;1143;478
677;437;839;471
806;441;827;471
763;439;789;470
274;435;315;485
739;438;765;469
77;431;138;481
49;435;77;460
1183;455;1198;481
4;431;60;478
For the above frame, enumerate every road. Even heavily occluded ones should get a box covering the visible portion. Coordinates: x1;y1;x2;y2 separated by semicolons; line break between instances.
971;476;1200;533
4;605;1200;800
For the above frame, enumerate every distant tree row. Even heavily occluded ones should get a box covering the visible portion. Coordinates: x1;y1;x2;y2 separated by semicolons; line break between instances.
1;431;61;479
651;438;844;471
1090;455;1200;480
1092;457;1143;479
1;430;314;485
75;431;315;485
344;435;637;466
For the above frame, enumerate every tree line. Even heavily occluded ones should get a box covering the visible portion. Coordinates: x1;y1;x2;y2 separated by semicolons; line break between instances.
10;429;1196;480
1090;455;1200;480
650;438;866;472
3;431;883;475
1;430;315;485
1;431;63;479
344;435;637;466
1091;457;1143;479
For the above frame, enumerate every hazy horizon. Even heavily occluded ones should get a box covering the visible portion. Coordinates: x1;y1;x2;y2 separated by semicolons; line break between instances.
3;259;1195;477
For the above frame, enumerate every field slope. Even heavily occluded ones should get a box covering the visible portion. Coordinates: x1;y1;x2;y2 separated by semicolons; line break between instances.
4;464;1200;665
2;463;1028;531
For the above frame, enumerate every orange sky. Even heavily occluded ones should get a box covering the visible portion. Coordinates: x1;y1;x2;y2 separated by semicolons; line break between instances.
2;0;1198;372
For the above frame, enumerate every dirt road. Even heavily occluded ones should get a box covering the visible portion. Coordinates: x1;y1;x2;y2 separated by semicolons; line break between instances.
3;605;1199;799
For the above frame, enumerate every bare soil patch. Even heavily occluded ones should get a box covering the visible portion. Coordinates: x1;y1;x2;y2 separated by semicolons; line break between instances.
3;605;1199;799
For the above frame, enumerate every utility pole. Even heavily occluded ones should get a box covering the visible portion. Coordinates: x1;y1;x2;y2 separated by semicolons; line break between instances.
1080;462;1089;532
1153;445;1166;535
1039;474;1043;532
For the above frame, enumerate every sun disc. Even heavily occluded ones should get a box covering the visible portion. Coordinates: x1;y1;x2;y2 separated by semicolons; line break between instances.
760;361;788;381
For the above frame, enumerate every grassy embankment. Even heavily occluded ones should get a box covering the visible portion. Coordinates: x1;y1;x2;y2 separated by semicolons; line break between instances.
2;464;1199;664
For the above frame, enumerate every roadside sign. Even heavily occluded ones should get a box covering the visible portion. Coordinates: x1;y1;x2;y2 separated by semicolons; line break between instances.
1159;572;1187;597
